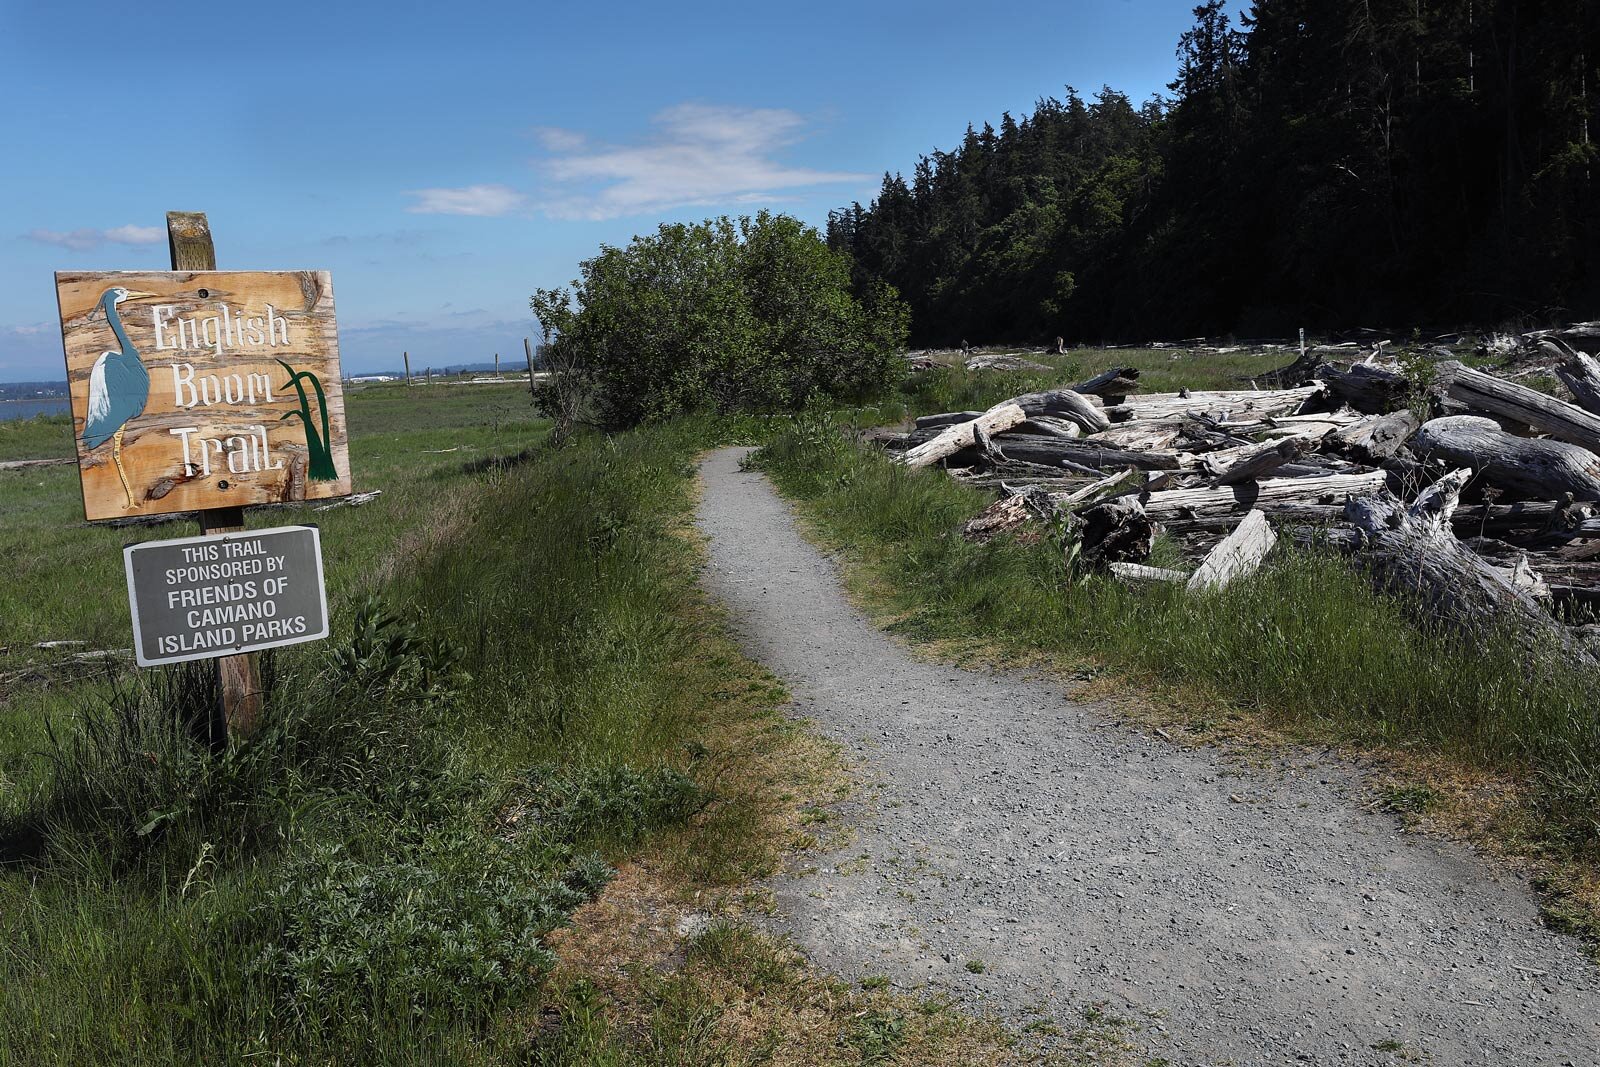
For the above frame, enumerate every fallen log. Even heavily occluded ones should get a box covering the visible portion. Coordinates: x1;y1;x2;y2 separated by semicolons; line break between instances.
1202;437;1308;486
1253;348;1325;387
1016;416;1082;439
1106;385;1323;422
1554;348;1600;416
1325;409;1422;464
1333;469;1590;664
914;410;982;430
966;353;1051;372
0;457;73;471
1111;471;1389;523
1315;363;1408;414
1010;389;1111;433
1435;361;1600;454
987;434;1183;472
1059;466;1141;505
1187;509;1277;591
1529;322;1600;356
1410;415;1600;501
899;402;1027;469
1080;497;1156;564
1108;562;1187;583
1070;367;1142;400
962;485;1058;542
1161;502;1345;535
1092;422;1183;451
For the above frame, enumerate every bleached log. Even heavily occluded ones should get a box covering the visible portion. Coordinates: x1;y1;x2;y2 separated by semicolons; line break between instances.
1334;470;1589;663
915;410;982;430
1080;497;1156;564
1106;385;1323;422
1010;389;1111;432
1435;361;1600;454
1411;415;1600;501
313;490;383;510
1060;466;1142;508
961;485;1057;543
1070;367;1141;399
1187;510;1278;591
982;434;1184;472
1202;437;1309;486
0;457;73;471
1116;471;1388;523
1016;416;1082;439
899;402;1028;469
1315;362;1408;414
966;353;1051;372
1325;409;1422;464
1092;422;1183;450
971;422;1007;466
1108;562;1188;583
1554;349;1600;416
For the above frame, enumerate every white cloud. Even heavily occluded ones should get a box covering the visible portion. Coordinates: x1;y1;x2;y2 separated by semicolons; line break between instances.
102;224;164;245
404;184;526;217
24;224;164;250
534;103;868;220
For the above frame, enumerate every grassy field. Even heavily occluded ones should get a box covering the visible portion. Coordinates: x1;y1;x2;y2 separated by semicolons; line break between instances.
752;356;1600;944
0;383;1048;1065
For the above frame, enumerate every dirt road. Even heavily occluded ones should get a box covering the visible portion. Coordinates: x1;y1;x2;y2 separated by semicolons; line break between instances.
696;447;1599;1066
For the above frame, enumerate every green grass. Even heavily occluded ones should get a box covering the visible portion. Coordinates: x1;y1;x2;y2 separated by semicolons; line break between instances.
751;409;1600;861
0;385;809;1064
0;411;73;461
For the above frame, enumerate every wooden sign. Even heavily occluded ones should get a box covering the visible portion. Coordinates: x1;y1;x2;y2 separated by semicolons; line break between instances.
124;525;329;667
55;271;350;522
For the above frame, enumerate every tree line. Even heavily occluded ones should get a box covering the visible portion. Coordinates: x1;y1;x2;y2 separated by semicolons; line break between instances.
827;0;1599;345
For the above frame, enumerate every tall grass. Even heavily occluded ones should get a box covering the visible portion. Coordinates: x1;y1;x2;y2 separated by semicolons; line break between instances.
0;420;765;1065
753;416;1600;855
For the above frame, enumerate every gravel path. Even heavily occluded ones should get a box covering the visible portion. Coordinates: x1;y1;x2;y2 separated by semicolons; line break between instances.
695;447;1600;1067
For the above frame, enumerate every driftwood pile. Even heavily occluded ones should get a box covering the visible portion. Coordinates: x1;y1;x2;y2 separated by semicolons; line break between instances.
874;353;1600;664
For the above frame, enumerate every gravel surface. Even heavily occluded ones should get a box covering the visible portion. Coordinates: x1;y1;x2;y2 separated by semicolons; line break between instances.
695;447;1600;1067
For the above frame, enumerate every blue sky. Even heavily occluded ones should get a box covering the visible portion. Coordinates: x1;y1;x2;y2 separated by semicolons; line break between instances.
0;0;1225;381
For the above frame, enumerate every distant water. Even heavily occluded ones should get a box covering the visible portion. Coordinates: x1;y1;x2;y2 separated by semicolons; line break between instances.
0;398;69;422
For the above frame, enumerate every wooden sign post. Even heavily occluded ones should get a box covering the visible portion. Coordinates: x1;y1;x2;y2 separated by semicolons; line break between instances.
172;213;261;737
55;211;351;741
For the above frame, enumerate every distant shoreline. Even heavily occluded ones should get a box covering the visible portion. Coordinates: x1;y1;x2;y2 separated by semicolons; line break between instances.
0;398;69;422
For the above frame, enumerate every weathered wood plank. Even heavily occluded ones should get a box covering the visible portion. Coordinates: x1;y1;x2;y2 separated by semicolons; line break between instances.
1187;509;1277;591
1108;562;1188;583
898;402;1027;469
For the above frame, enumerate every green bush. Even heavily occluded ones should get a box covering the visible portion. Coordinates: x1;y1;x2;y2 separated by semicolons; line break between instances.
531;212;908;427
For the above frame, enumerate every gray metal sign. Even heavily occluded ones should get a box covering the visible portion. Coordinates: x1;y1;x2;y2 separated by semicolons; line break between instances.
123;525;329;667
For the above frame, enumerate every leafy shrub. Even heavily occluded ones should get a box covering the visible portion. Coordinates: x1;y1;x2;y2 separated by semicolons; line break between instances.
516;761;704;852
531;212;908;427
245;832;610;1025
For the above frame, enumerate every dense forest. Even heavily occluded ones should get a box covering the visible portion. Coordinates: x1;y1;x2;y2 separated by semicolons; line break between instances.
827;0;1599;345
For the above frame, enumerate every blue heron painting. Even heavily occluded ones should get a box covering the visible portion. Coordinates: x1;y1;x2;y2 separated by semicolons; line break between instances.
81;286;150;508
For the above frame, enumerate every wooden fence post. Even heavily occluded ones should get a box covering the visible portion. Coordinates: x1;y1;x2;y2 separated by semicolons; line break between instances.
167;211;263;741
524;337;537;398
404;350;411;386
494;352;500;378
